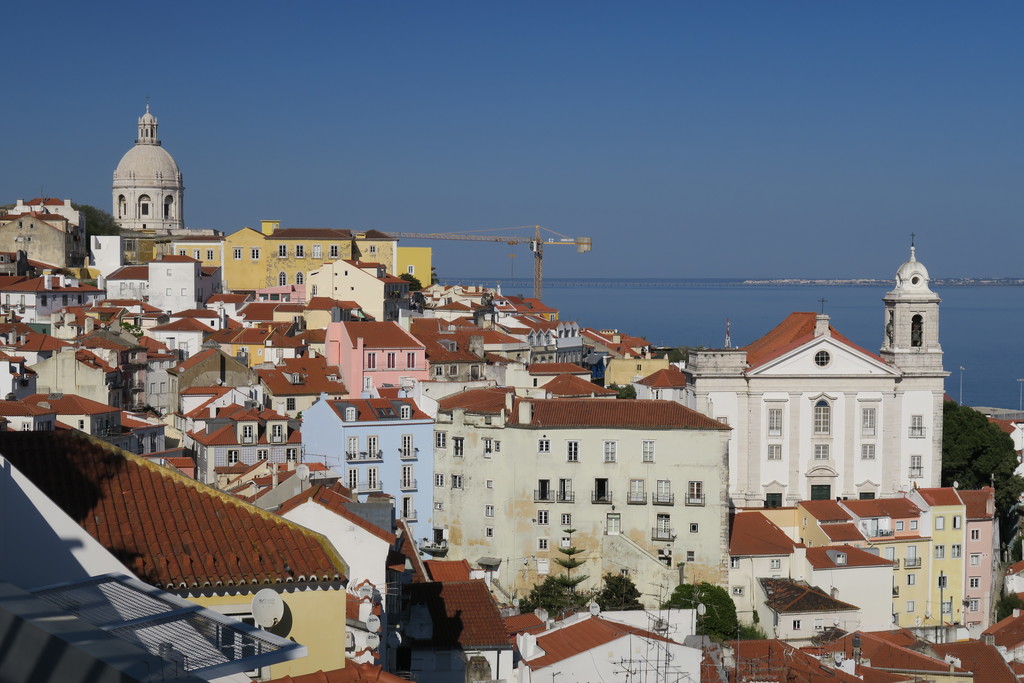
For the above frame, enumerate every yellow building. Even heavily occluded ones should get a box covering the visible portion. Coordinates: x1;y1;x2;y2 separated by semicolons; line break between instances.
170;234;226;269
220;221;355;292
351;230;398;273
605;357;669;387
913;488;968;628
396;246;433;284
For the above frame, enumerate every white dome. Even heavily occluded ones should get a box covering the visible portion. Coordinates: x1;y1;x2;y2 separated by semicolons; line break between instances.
113;144;181;183
891;246;933;295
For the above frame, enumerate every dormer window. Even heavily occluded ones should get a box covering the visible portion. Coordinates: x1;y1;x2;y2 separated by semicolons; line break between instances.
836;553;847;565
271;423;284;442
400;405;412;419
345;406;357;422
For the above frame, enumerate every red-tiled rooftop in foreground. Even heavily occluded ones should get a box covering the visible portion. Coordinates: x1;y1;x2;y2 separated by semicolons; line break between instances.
821;523;866;543
931;641;1017;683
983;611;1024;648
841;497;921;519
730;511;800;556
425;559;472;582
526;615;672;670
0;431;347;589
800;499;853;522
636;366;688;388
405;580;510;649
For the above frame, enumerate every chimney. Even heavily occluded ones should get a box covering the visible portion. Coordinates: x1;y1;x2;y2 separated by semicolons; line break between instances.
271;463;279;488
260;220;280;236
504;391;514;413
815;314;830;337
1014;609;1021;618
43;274;52;290
469;335;485;359
518;400;533;424
984;634;995;646
85;317;95;333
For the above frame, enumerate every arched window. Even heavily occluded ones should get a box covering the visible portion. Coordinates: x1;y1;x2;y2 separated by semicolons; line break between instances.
138;194;151;217
164;196;173;219
117;195;127;218
813;400;831;435
295;272;305;285
278;272;287;286
911;315;923;347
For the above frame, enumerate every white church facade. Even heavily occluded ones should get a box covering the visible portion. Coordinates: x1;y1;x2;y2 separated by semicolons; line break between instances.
112;104;184;232
689;247;947;506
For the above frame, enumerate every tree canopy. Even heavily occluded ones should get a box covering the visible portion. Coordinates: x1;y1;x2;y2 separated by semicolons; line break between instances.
608;384;636;400
942;401;1024;532
663;582;738;641
399;272;423;291
595;573;643;611
72;203;120;236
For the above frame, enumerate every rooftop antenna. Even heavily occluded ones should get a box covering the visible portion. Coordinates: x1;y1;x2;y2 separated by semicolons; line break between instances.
724;318;732;349
818;298;828;315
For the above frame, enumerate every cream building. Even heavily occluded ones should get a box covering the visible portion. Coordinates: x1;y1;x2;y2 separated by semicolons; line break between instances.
431;388;730;605
112;104;184;232
689;247;947;506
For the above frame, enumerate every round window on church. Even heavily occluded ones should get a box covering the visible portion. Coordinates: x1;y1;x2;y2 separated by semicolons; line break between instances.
814;350;831;367
911;276;920;285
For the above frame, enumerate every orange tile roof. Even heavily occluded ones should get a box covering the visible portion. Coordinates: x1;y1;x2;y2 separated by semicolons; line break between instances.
800;500;853;522
438;387;514;415
277;483;396;544
265;662;411;682
503;612;545;635
341;321;423;350
325;397;429;422
760;578;858;613
730;511;799;556
527;362;587;375
405;580;510;648
819;632;962;674
983;612;1024;648
542;374;617;397
0;400;55;417
821;523;865;543
106;265;150;280
732;640;866;683
931;641;1016;683
841;497;921;519
805;545;893;569
271;227;352;240
425;559;472;582
511;397;729;430
637;366;688;388
1;431;347;588
150;318;215;333
24;392;119;416
915;487;963;507
257;357;347;397
959;487;994;519
743;312;885;369
527;615;672;669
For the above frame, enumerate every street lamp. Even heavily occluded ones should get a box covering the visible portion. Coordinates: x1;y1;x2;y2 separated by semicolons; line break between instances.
959;366;966;405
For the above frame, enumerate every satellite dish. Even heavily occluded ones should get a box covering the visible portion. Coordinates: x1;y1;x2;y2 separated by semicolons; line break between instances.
589;601;601;616
296;464;310;482
512;598;520;608
366;614;381;633
953;480;959;489
358;584;374;600
251;589;284;628
366;632;380;649
696;603;707;616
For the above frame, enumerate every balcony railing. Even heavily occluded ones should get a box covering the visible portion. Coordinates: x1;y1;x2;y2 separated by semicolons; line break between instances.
892;585;899;597
873;529;895;538
908;466;923;478
592;491;613;505
653;492;675;506
400;479;417;491
362;481;382;492
557;491;575;503
403;509;418;521
651;527;675;542
909;426;927;438
627;492;647;505
686;494;706;506
534;490;555;503
359;450;384;462
399;447;419;460
904;557;922;569
345;451;359;461
420;540;448;556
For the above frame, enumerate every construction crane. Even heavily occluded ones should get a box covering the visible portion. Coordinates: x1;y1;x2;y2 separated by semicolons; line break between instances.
386;225;592;300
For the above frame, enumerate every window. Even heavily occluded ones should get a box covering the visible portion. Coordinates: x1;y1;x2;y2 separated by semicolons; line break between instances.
485;505;494;517
909;454;923;477
330;244;339;258
537;510;549;525
970;577;980;588
483;438;494;456
286;448;297;462
485;527;493;537
971;529;980;540
295;244;305;258
969;599;979;612
538;439;550;453
606;513;621;535
400;405;412;420
435;431;447;448
561;513;572;525
286;397;296;411
312;244;321;258
884;547;895;561
295;272;304;285
387;352;396;369
603;441;617;463
486;479;494;488
862;407;877;436
731;586;744;596
907;573;916;585
453;437;464;456
910;519;918;530
941;600;952;615
934;545;945;559
951;544;962;558
689;523;699;533
970;554;981;566
792;619;802;630
768;408;783;436
814;444;830;460
434;473;444;487
811;400;831;435
642;440;655;462
953;515;962;529
257;449;268;461
368;245;377;255
366;353;377;369
241;424;254;442
406;352;416;368
861;443;875;460
910;414;925;437
770;559;781;570
207;249;214;260
566;441;579;462
687;481;704;505
896;520;904;531
765;493;783;508
937;575;947;589
250;248;261;260
730;557;740;569
451;474;463;489
906;600;915;613
814;350;830;367
366;436;379;458
227;449;239;464
538;538;549;550
935;516;945;530
686;551;695;562
767;444;782;460
347;468;359;490
278;244;288;258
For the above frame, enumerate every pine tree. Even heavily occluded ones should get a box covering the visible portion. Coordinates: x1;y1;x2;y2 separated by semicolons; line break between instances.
551;528;588;604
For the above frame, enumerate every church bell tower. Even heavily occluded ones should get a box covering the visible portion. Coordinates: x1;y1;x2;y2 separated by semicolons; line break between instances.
880;242;943;375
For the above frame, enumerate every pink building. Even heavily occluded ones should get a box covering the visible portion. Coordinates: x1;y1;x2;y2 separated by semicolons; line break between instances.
326;321;428;393
961;487;998;634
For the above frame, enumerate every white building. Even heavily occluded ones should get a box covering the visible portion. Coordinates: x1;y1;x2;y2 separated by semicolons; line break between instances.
112;104;184;232
431;388;731;603
689;247;946;506
147;254;220;313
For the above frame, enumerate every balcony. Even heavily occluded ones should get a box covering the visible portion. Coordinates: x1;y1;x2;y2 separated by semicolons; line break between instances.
399;447;419;460
904;557;922;569
359;450;384;462
627;492;647;505
345;451;360;461
420;540;449;557
402;509;418;522
592;491;613;505
653;492;675;506
651;527;676;542
400;479;418;491
909;426;927;438
362;481;382;492
534;489;555;503
892;585;899;597
872;529;895;538
685;494;706;507
557;491;575;503
908;466;923;478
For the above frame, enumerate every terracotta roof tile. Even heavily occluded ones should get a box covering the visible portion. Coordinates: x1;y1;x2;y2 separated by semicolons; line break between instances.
743;312;886;369
404;580;511;649
931;641;1016;683
800;500;853;522
0;431;346;588
637;366;688;388
438;387;515;415
541;374;616;397
503;612;545;635
760;578;859;612
959;487;995;520
819;632;962;673
425;559;472;582
730;511;799;556
805;545;893;569
821;523;866;543
527;615;672;670
339;322;423;350
511;398;729;430
841;497;921;519
527;362;587;375
983;612;1024;648
915;487;963;507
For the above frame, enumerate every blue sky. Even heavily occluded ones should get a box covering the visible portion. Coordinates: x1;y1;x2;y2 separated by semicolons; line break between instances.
4;2;1022;279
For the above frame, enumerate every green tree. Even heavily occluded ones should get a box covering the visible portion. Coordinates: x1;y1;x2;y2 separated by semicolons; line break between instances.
608;384;636;400
997;593;1024;621
595;573;643;611
72;203;120;235
399;272;423;291
663;582;738;641
942;401;1024;533
520;575;572;614
552;528;588;600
